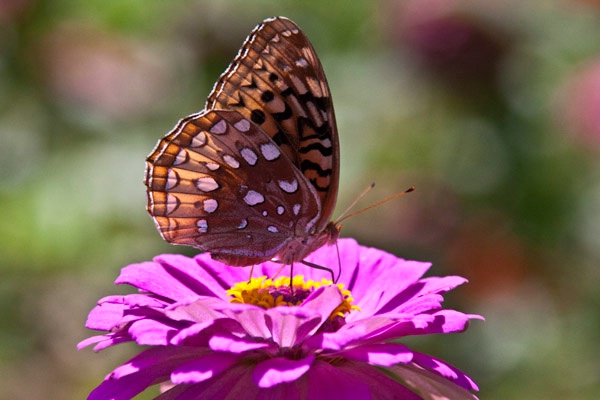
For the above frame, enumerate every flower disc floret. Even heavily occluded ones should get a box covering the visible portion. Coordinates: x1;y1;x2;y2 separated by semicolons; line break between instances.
227;275;358;324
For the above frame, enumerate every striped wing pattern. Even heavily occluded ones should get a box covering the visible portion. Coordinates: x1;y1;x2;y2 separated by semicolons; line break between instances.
207;17;339;231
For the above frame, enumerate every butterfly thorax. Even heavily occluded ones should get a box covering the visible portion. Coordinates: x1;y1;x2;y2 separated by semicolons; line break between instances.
276;221;340;265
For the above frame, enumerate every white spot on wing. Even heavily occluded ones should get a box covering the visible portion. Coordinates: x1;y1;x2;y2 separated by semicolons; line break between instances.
295;57;309;68
210;119;227;134
223;154;240;168
173;149;187;165
237;219;248;229
277;206;284;215
267;226;279;233
241;148;258;165
293;203;301;216
278;179;298;193
244;190;265;206
203;199;218;213
234;119;251;132
191;131;207;147
166;193;179;215
197;219;208;233
195;177;219;192
205;162;220;171
165;169;179;190
321;138;332;148
260;143;280;161
262;210;268;216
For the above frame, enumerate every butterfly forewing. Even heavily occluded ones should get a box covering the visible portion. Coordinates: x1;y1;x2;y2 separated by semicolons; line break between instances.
145;17;340;266
206;17;339;231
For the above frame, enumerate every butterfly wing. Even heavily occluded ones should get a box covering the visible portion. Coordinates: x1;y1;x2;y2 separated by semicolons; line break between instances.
206;17;339;231
145;110;322;265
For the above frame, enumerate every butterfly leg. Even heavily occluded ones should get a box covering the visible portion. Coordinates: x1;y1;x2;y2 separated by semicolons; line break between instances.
289;262;294;294
247;265;256;283
269;260;296;294
271;262;287;280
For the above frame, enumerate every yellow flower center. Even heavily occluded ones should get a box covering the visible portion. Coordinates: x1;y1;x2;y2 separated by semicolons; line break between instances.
227;275;359;323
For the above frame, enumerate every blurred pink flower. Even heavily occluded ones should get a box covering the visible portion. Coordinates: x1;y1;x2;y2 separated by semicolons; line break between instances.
36;26;176;121
387;0;510;101
556;58;600;150
0;0;31;22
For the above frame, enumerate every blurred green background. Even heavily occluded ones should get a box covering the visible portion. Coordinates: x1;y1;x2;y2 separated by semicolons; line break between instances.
2;0;600;398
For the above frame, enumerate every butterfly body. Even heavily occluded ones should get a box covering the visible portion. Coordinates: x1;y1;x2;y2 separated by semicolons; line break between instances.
145;17;340;267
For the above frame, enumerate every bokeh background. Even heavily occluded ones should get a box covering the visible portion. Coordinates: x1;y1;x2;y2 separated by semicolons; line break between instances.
2;0;600;398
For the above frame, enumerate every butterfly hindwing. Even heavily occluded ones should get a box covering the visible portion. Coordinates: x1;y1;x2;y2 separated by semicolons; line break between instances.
146;110;322;263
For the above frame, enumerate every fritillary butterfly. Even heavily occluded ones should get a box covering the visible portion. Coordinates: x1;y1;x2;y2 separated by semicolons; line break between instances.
145;16;340;267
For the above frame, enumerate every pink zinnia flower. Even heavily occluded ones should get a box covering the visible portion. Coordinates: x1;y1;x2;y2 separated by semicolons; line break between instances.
79;238;482;399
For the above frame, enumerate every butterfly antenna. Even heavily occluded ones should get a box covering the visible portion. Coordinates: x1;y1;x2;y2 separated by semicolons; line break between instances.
334;182;376;224
335;186;415;225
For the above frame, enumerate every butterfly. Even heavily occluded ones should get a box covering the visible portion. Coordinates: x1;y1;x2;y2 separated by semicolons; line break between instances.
145;16;340;268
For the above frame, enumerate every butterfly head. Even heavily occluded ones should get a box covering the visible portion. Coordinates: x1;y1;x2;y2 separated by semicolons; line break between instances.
277;221;340;265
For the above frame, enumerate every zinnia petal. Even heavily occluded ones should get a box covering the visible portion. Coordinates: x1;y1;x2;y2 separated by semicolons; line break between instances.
208;334;270;353
252;354;315;388
90;347;205;400
388;362;480;400
171;352;241;384
412;352;480;391
220;304;272;339
340;343;414;366
265;306;322;348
